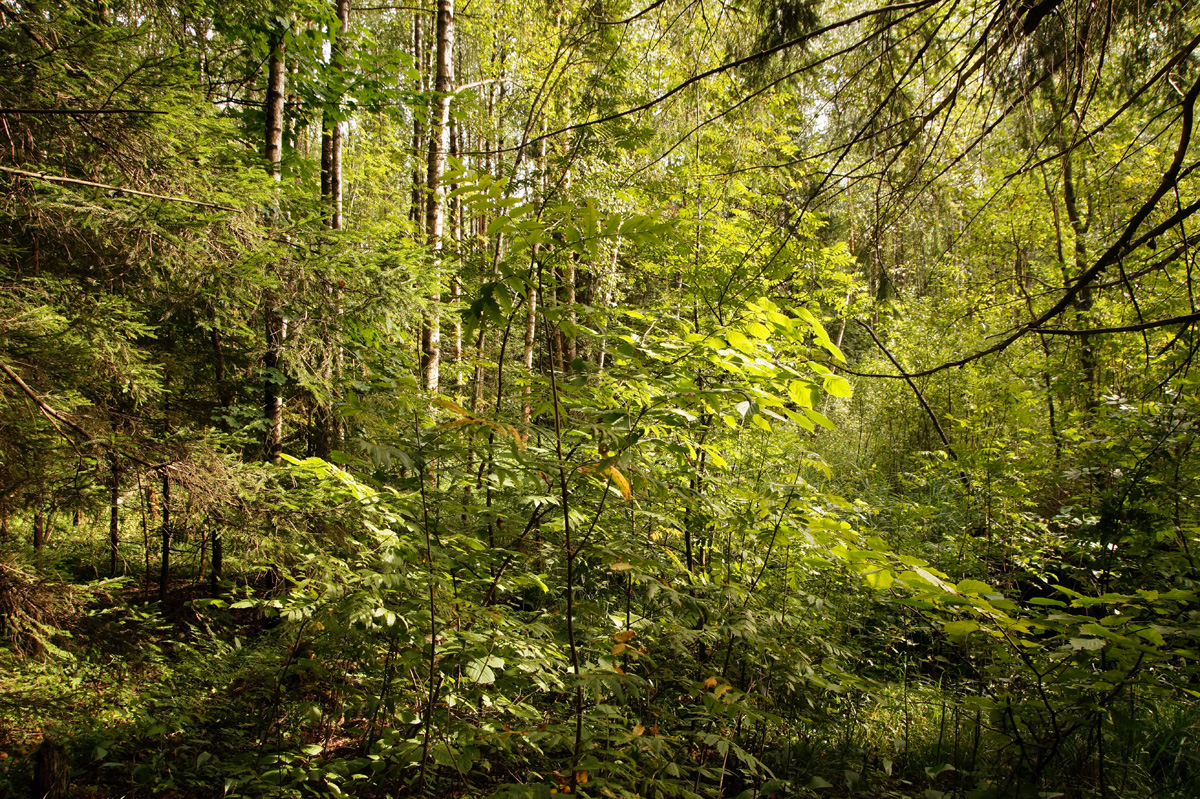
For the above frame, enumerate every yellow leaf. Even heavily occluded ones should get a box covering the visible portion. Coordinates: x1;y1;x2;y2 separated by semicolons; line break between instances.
714;684;731;699
613;663;626;675
614;630;636;643
505;424;526;450
433;398;472;417
703;676;718;689
632;723;645;736
603;465;632;500
575;771;589;784
611;643;629;655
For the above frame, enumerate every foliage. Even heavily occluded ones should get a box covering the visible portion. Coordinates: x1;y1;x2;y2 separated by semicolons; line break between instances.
3;1;1200;799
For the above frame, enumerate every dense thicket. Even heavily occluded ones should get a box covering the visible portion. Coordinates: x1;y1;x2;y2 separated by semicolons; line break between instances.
1;1;1199;798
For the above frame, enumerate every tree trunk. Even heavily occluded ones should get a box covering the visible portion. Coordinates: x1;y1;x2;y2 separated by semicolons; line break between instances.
211;525;223;596
522;275;538;424
321;0;349;230
32;508;44;554
210;324;234;416
109;453;120;577
522;132;546;423
158;473;170;607
562;256;576;366
410;11;426;227
264;302;285;464
315;0;350;459
450;118;463;395
420;0;454;394
264;29;286;180
32;738;69;799
263;26;287;462
1062;149;1097;407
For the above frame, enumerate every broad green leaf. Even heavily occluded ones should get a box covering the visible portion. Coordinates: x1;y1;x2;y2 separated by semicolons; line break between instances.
1069;638;1106;651
944;620;979;637
864;568;895;590
823;374;853;398
465;658;497;684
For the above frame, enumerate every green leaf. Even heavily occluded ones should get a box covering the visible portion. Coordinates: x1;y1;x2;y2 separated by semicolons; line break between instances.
864;568;895;590
823;374;853;398
745;321;771;339
788;380;815;407
944;620;979;637
1070;638;1106;651
726;329;754;353
465;658;497;684
804;408;837;430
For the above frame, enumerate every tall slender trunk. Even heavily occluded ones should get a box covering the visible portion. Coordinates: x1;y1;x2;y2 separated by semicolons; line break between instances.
265;30;286;180
109;453;120;576
562;257;576;366
210;324;234;414
1062;149;1097;406
316;0;350;459
159;474;170;606
320;1;348;229
420;0;454;394
522;275;538;424
450;118;464;395
263;26;287;463
264;303;285;464
522;132;546;422
410;11;426;227
210;523;223;595
32;508;44;555
557;156;576;366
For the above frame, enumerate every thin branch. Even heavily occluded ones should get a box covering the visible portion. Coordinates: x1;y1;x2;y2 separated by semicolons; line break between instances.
0;108;166;115
0;165;239;212
859;322;958;460
350;5;436;12
595;0;671;26
1;360;160;469
1035;312;1200;336
512;0;943;151
0;360;95;445
849;73;1200;380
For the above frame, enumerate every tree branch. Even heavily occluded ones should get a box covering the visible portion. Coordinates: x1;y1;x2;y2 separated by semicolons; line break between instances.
859;322;957;460
847;73;1200;380
0;166;239;212
1035;312;1200;336
0;108;165;115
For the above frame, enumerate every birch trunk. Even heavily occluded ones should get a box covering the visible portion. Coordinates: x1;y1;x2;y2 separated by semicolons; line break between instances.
263;27;286;463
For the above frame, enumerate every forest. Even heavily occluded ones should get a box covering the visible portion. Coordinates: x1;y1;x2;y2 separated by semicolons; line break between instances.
2;0;1199;797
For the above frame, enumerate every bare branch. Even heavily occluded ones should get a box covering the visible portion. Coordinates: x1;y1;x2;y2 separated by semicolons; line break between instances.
0;108;165;115
1035;312;1200;336
0;165;239;212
